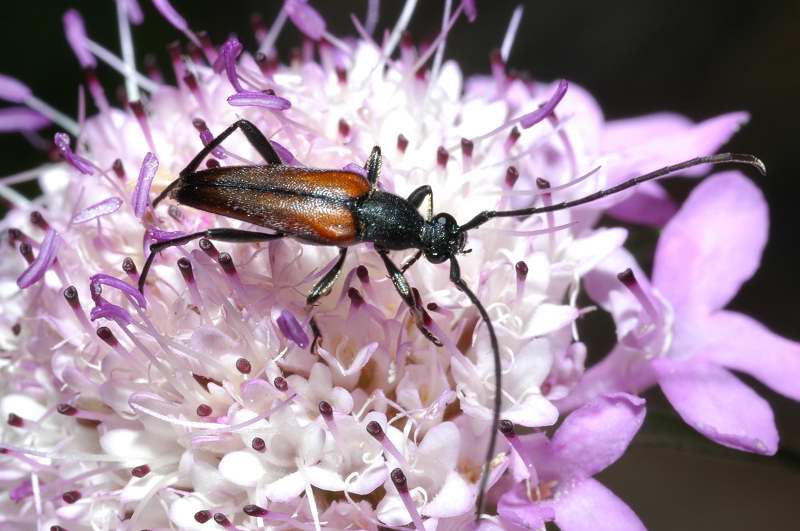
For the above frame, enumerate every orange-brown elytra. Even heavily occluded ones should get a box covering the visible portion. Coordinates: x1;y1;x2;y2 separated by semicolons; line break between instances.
138;118;764;519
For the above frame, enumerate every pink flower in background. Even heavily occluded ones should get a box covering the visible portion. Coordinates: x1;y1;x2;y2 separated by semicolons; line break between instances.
0;1;788;530
567;171;800;454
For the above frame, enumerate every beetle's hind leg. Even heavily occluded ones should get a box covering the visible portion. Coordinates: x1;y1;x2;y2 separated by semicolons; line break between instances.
305;247;348;353
139;228;283;293
377;250;442;346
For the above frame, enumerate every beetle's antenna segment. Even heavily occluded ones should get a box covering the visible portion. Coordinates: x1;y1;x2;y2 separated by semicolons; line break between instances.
460;153;766;231
449;257;501;521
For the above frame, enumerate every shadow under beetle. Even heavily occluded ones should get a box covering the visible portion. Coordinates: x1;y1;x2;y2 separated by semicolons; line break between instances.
138;118;765;518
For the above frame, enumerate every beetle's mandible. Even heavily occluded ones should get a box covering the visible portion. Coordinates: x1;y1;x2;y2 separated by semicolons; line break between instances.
137;118;765;518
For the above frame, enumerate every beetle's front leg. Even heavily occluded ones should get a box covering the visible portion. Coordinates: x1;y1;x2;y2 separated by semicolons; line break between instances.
377;250;442;346
305;247;348;353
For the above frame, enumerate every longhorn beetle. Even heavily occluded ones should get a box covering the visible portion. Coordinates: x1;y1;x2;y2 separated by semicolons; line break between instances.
138;118;764;519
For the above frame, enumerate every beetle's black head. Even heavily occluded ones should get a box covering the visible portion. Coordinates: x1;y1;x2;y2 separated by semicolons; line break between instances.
422;213;467;263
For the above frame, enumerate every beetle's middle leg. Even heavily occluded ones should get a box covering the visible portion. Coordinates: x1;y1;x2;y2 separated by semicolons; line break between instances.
305;247;348;352
139;228;283;293
400;185;434;273
377;250;442;346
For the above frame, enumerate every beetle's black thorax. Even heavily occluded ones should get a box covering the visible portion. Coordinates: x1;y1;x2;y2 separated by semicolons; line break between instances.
355;191;425;250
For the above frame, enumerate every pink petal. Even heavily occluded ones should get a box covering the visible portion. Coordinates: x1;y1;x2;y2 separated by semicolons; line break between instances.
653;171;768;313
653;357;778;455
606;181;678;227
0;107;50;131
699;311;800;401
602;111;749;187
285;0;326;41
552;478;646;531
549;393;646;479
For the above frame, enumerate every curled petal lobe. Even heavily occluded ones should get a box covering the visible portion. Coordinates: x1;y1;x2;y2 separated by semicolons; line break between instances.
653;172;768;313
17;229;61;288
699;311;800;401
653;357;778;455
606;182;678;227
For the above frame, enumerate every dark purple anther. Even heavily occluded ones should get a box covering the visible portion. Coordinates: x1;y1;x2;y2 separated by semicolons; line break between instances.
617;268;635;287
196;404;212;417
206;159;220;168
57;403;78;416
318;400;333;418
197;31;216;63
96;326;118;347
397;133;408;154
168;205;182;221
461;138;474;160
251;13;267;40
336;67;347;84
536;177;551;190
426;302;438;312
356;265;369;283
112;159;125;179
192;373;222;392
218;253;236;275
129;99;145;120
7;413;24;427
7;228;25;246
131;464;151;478
122;257;137;276
251;437;266;452
199;238;219;259
505;166;519;188
515;261;528;281
366;420;384;441
347;287;364;308
213;512;231;527
243;504;269;517
186;40;203;64
177;258;194;283
63;286;80;309
498;419;516;437
490;48;505;79
194;510;211;523
183;72;200;93
18;243;34;264
144;53;163;82
62;490;81;504
274;376;288;392
11;323;21;336
338;118;350;139
30;211;49;231
50;526;66;531
390;468;409;492
236;358;252;374
437;146;449;168
505;126;520;150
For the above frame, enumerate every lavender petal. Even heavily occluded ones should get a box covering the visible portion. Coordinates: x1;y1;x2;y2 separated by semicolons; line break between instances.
284;0;326;41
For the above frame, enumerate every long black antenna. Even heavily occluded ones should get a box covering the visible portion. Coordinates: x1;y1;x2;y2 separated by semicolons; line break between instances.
449;257;501;520
460;153;765;231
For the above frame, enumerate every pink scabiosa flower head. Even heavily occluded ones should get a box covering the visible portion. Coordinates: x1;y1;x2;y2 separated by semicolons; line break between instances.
0;2;776;530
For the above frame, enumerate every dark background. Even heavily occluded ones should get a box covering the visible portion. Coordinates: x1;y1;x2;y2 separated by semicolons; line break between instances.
1;1;797;529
